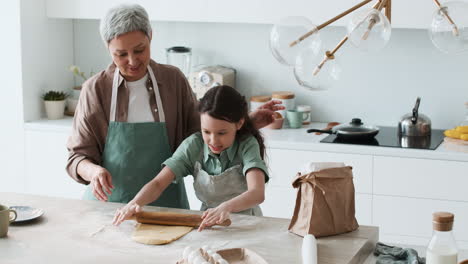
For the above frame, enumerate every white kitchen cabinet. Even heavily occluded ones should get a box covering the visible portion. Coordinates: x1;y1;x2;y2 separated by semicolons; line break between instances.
183;175;202;211
24;130;85;199
263;148;373;225
356;194;373;226
262;185;297;219
374;156;468;202
266;148;373;194
262;184;373;225
45;0;467;29
373;195;468;244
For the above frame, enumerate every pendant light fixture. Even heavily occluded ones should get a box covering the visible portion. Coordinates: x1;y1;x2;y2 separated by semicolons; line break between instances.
270;0;468;90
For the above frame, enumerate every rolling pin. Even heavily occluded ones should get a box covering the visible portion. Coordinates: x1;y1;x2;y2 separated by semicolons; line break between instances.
135;211;231;227
302;234;317;264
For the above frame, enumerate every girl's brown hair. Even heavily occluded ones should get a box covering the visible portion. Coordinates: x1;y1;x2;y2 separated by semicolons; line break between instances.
198;85;266;159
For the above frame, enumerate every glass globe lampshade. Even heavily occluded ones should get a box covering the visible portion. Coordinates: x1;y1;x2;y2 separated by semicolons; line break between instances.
429;1;468;54
293;46;342;90
347;9;391;52
270;16;322;66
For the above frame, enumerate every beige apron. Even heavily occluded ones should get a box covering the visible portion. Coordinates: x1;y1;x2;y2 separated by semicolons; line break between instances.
192;151;262;216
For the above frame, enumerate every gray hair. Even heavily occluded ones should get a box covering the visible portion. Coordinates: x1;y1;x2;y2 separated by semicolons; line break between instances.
100;4;152;44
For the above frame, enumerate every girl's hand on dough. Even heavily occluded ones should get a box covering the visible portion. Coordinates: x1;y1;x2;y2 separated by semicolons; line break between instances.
112;201;142;226
198;204;231;232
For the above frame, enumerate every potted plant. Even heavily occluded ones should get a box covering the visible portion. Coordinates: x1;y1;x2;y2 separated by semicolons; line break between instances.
42;91;68;120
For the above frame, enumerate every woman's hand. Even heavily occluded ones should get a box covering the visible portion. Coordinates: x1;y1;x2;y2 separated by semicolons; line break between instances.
90;167;114;201
250;100;286;129
112;201;142;226
198;203;231;232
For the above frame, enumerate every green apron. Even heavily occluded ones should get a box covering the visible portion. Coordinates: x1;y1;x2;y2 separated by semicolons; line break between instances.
83;65;189;209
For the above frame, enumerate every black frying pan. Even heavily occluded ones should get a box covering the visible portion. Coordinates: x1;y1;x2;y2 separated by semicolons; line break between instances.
307;118;379;140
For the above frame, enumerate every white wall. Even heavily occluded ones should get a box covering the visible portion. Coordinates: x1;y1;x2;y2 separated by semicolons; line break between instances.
0;1;24;192
20;0;74;122
73;20;468;129
0;0;75;193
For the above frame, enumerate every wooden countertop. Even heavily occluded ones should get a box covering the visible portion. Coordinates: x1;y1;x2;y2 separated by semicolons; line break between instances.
0;192;378;264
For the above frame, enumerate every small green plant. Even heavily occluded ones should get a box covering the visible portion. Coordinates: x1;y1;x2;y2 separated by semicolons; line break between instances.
42;91;68;101
69;65;94;82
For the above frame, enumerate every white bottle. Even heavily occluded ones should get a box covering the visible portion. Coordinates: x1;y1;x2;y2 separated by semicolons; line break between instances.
302;234;317;264
426;212;458;264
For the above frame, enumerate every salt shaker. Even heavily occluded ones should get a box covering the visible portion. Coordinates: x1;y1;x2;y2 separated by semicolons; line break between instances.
426;212;458;264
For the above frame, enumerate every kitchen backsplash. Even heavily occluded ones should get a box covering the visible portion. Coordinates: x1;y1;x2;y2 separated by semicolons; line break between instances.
73;20;468;129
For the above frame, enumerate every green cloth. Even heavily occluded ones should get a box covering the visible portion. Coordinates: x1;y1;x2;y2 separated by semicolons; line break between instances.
163;132;269;182
83;122;189;209
374;242;425;264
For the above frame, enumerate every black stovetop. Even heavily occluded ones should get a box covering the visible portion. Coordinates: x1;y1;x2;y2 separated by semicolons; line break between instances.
320;126;445;150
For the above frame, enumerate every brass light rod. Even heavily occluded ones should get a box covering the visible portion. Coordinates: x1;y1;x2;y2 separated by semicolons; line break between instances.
289;0;374;47
433;0;459;36
313;0;391;76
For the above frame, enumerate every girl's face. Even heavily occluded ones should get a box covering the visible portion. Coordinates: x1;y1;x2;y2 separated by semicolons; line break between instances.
201;113;244;154
108;30;151;82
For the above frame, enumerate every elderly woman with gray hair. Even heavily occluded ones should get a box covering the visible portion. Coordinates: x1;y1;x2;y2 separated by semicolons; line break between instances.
66;4;283;209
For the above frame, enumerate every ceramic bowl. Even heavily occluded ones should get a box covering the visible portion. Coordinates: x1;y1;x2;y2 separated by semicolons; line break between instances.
265;118;284;129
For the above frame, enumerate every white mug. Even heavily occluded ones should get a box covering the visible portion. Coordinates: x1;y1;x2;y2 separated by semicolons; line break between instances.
0;205;17;237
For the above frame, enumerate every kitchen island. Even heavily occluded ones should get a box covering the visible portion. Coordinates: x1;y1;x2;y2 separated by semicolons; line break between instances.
0;192;378;264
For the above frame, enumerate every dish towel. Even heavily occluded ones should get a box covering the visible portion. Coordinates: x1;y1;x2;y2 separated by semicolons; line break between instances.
374;242;426;264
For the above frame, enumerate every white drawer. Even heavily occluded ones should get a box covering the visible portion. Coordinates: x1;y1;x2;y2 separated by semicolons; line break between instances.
266;148;373;194
356;194;372;226
262;185;297;219
262;185;372;225
373;195;468;243
25;131;85;199
374;156;468;201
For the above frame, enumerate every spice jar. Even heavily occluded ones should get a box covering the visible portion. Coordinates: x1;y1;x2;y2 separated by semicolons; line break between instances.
297;105;312;125
426;212;458;264
250;95;271;111
272;91;295;127
272;91;295;111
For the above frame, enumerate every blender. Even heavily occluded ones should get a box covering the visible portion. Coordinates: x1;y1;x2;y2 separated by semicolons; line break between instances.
166;46;192;77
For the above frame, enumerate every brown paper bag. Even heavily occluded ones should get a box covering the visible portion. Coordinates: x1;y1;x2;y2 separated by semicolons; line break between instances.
288;166;359;238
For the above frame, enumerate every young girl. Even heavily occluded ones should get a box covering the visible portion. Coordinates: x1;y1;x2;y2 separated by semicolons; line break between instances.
113;85;269;231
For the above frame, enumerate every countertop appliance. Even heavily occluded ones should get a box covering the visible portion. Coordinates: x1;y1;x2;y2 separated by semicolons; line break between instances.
321;126;445;150
166;46;192;77
188;65;236;99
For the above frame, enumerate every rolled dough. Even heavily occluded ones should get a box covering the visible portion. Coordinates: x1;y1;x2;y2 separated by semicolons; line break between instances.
132;223;193;245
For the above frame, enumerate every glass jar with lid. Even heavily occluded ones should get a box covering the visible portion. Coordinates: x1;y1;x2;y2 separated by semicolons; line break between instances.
272;91;295;128
250;95;271;112
426;212;458;264
166;46;192;77
271;91;295;111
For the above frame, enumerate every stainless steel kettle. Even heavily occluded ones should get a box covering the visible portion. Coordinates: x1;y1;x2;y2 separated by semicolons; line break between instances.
398;97;431;136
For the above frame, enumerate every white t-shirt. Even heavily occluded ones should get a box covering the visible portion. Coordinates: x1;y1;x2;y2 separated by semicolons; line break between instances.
126;74;155;123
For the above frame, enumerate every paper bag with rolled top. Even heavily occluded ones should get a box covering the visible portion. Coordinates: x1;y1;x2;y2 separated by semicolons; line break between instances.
288;166;359;237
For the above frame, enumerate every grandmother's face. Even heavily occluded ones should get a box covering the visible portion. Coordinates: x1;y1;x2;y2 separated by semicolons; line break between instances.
108;30;151;82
